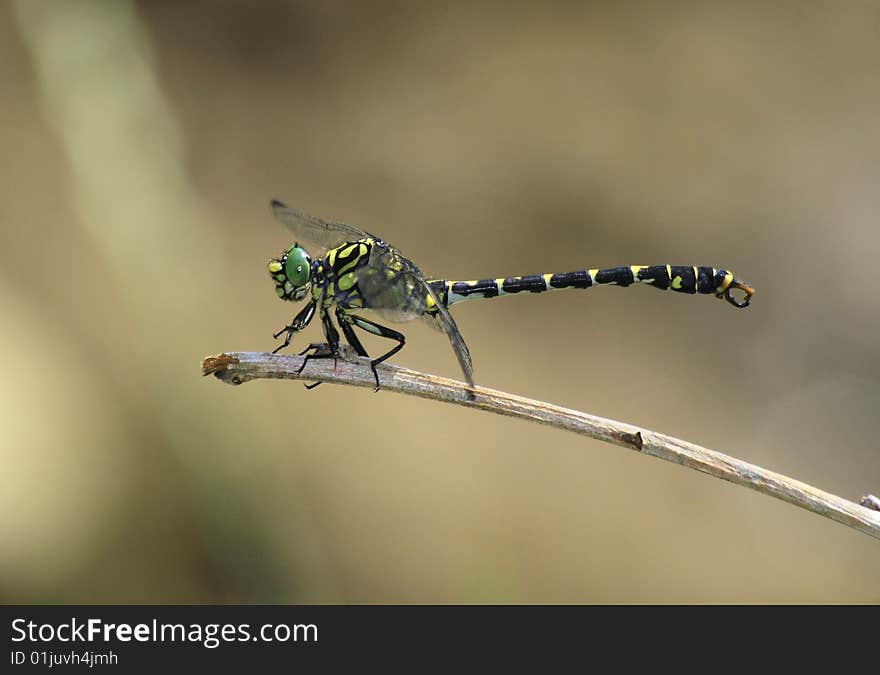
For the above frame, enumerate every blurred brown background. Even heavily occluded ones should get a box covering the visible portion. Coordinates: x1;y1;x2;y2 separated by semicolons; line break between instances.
2;0;879;603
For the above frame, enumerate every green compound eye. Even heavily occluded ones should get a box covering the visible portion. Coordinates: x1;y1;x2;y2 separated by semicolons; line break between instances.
284;245;311;288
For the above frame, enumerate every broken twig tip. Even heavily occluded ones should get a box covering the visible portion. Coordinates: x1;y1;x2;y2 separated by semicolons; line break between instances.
201;353;240;377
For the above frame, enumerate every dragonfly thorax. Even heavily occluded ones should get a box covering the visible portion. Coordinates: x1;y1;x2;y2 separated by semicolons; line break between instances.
268;244;312;302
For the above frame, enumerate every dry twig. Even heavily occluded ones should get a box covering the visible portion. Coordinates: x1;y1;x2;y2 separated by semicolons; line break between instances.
203;351;880;540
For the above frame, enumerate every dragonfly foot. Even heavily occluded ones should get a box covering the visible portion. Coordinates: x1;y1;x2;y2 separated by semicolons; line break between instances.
296;343;339;384
368;363;382;392
272;323;299;353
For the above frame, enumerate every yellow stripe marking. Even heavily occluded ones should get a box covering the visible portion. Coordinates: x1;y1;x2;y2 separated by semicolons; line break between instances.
337;244;365;275
268;260;283;273
337;271;356;291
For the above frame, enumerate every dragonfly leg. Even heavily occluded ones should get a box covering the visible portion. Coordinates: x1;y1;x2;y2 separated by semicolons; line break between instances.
271;327;295;354
338;311;405;392
272;300;317;354
335;306;370;357
296;343;333;374
295;309;344;390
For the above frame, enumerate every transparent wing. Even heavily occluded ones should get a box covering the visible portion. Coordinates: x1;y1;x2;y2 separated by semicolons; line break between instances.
271;200;371;251
357;245;429;322
358;245;474;386
424;283;474;387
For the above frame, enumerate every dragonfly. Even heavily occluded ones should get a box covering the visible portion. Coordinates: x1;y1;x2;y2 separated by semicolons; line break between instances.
267;200;755;390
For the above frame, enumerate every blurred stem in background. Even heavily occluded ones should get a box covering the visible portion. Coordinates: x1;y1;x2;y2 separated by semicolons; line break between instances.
13;0;332;601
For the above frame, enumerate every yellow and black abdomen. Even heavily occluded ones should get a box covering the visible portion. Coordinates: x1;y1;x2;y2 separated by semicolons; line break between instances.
429;264;754;310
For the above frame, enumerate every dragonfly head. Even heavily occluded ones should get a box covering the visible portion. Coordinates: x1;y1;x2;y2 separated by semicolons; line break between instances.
268;244;312;301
